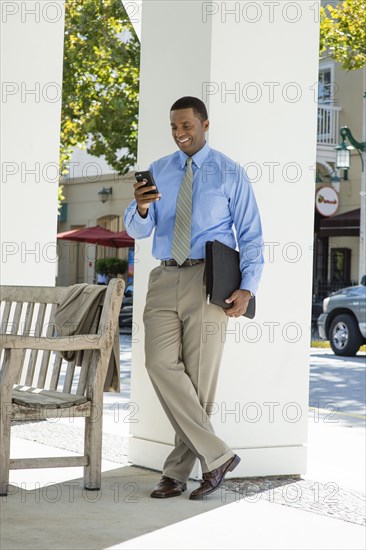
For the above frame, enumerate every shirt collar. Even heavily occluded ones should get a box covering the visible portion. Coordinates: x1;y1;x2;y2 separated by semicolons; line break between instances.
178;141;210;169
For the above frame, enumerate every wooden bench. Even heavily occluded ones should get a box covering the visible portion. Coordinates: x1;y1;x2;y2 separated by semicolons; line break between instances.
0;279;124;495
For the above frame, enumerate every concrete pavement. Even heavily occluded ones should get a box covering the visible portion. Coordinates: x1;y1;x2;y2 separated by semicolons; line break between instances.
1;340;365;550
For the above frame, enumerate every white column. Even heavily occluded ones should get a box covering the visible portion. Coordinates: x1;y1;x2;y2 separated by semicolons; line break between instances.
129;0;320;478
0;1;65;286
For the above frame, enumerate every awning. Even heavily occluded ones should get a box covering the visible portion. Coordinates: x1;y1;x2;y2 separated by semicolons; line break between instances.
318;208;360;237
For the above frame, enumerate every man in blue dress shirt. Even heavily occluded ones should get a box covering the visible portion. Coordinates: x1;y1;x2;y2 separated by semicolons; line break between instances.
124;96;264;500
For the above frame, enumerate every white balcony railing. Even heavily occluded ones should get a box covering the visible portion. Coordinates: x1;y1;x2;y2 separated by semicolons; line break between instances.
317;104;342;146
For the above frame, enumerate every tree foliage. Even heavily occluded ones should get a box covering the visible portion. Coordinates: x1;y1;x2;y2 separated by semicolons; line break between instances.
320;0;366;70
61;0;140;177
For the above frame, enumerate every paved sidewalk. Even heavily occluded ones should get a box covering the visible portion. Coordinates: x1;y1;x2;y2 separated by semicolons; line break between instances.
1;339;365;550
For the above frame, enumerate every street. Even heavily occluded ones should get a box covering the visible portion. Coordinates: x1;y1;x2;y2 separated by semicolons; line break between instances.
309;348;366;428
306;348;365;495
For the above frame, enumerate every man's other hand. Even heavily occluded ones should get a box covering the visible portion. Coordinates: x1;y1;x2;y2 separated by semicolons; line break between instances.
224;289;251;317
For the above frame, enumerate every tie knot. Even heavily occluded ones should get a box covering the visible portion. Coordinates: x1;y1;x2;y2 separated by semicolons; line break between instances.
186;157;192;167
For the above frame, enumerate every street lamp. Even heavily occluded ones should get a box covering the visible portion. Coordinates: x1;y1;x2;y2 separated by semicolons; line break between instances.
335;131;354;181
335;126;365;172
335;123;366;281
98;187;113;203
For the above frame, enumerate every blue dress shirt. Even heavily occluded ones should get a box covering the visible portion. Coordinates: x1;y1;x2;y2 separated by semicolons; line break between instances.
124;142;264;295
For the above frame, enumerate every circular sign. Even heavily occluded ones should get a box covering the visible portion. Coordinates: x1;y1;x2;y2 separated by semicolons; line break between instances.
315;186;339;217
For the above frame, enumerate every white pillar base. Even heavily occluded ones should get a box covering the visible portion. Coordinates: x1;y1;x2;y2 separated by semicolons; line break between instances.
129;438;307;480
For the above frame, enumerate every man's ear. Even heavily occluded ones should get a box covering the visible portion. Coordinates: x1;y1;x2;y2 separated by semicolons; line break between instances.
203;119;210;132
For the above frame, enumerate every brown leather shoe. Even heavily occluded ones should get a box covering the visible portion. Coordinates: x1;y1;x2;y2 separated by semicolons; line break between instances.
189;454;241;500
150;476;187;498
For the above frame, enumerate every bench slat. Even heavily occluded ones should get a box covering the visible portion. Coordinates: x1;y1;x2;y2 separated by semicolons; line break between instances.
50;353;63;391
0;286;67;304
23;302;35;337
12;385;89;408
77;350;92;395
11;401;91;420
63;360;76;394
37;303;57;388
10;456;88;469
1;334;104;351
0;302;11;333
10;302;23;334
25;303;47;386
19;302;35;382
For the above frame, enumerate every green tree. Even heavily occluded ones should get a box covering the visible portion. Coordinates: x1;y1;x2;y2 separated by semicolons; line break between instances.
320;0;366;70
61;0;140;179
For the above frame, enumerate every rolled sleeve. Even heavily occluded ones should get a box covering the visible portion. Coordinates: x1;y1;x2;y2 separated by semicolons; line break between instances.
124;201;156;239
229;170;264;295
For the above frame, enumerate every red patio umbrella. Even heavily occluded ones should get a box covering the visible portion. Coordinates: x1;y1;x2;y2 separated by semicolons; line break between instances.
57;225;122;248
57;226;135;282
110;230;135;248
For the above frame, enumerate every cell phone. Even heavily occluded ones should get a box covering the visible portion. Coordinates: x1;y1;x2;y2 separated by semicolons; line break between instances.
135;170;159;194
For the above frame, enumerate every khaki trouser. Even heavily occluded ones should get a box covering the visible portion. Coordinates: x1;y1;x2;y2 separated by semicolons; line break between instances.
143;262;233;483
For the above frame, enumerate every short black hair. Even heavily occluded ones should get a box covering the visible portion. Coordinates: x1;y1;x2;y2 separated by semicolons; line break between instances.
170;96;208;122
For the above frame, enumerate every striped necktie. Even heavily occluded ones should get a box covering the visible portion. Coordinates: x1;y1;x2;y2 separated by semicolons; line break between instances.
171;157;193;265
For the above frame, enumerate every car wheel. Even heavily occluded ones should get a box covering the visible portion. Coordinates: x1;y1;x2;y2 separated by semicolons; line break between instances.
329;314;363;356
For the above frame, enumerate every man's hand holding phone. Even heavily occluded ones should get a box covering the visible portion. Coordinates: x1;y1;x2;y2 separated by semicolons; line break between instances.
134;171;161;218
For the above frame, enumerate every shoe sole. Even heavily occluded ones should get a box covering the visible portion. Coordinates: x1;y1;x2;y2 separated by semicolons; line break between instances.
189;454;241;500
151;487;187;499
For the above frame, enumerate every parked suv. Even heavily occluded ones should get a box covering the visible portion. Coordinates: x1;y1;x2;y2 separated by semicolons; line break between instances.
317;280;366;356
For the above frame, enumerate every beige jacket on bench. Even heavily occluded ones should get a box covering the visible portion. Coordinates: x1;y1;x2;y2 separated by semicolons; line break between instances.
54;283;120;392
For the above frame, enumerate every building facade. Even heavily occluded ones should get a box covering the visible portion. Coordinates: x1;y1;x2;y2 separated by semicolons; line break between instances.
314;57;365;300
57;145;135;286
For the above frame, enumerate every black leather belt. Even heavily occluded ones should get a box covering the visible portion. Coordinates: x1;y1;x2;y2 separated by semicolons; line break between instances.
161;259;205;267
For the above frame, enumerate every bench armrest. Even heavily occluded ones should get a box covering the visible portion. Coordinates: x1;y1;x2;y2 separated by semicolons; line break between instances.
0;334;106;351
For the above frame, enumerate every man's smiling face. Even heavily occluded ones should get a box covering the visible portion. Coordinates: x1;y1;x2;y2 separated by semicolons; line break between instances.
170;108;209;157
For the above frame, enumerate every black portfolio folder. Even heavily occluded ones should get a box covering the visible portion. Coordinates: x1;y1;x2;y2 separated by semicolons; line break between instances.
205;240;256;319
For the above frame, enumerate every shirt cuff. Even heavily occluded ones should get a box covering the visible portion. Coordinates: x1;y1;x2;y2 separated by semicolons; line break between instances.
240;278;258;296
134;206;152;224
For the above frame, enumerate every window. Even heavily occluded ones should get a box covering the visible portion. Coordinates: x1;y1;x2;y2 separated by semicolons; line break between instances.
330;248;351;286
317;63;339;144
318;64;336;105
